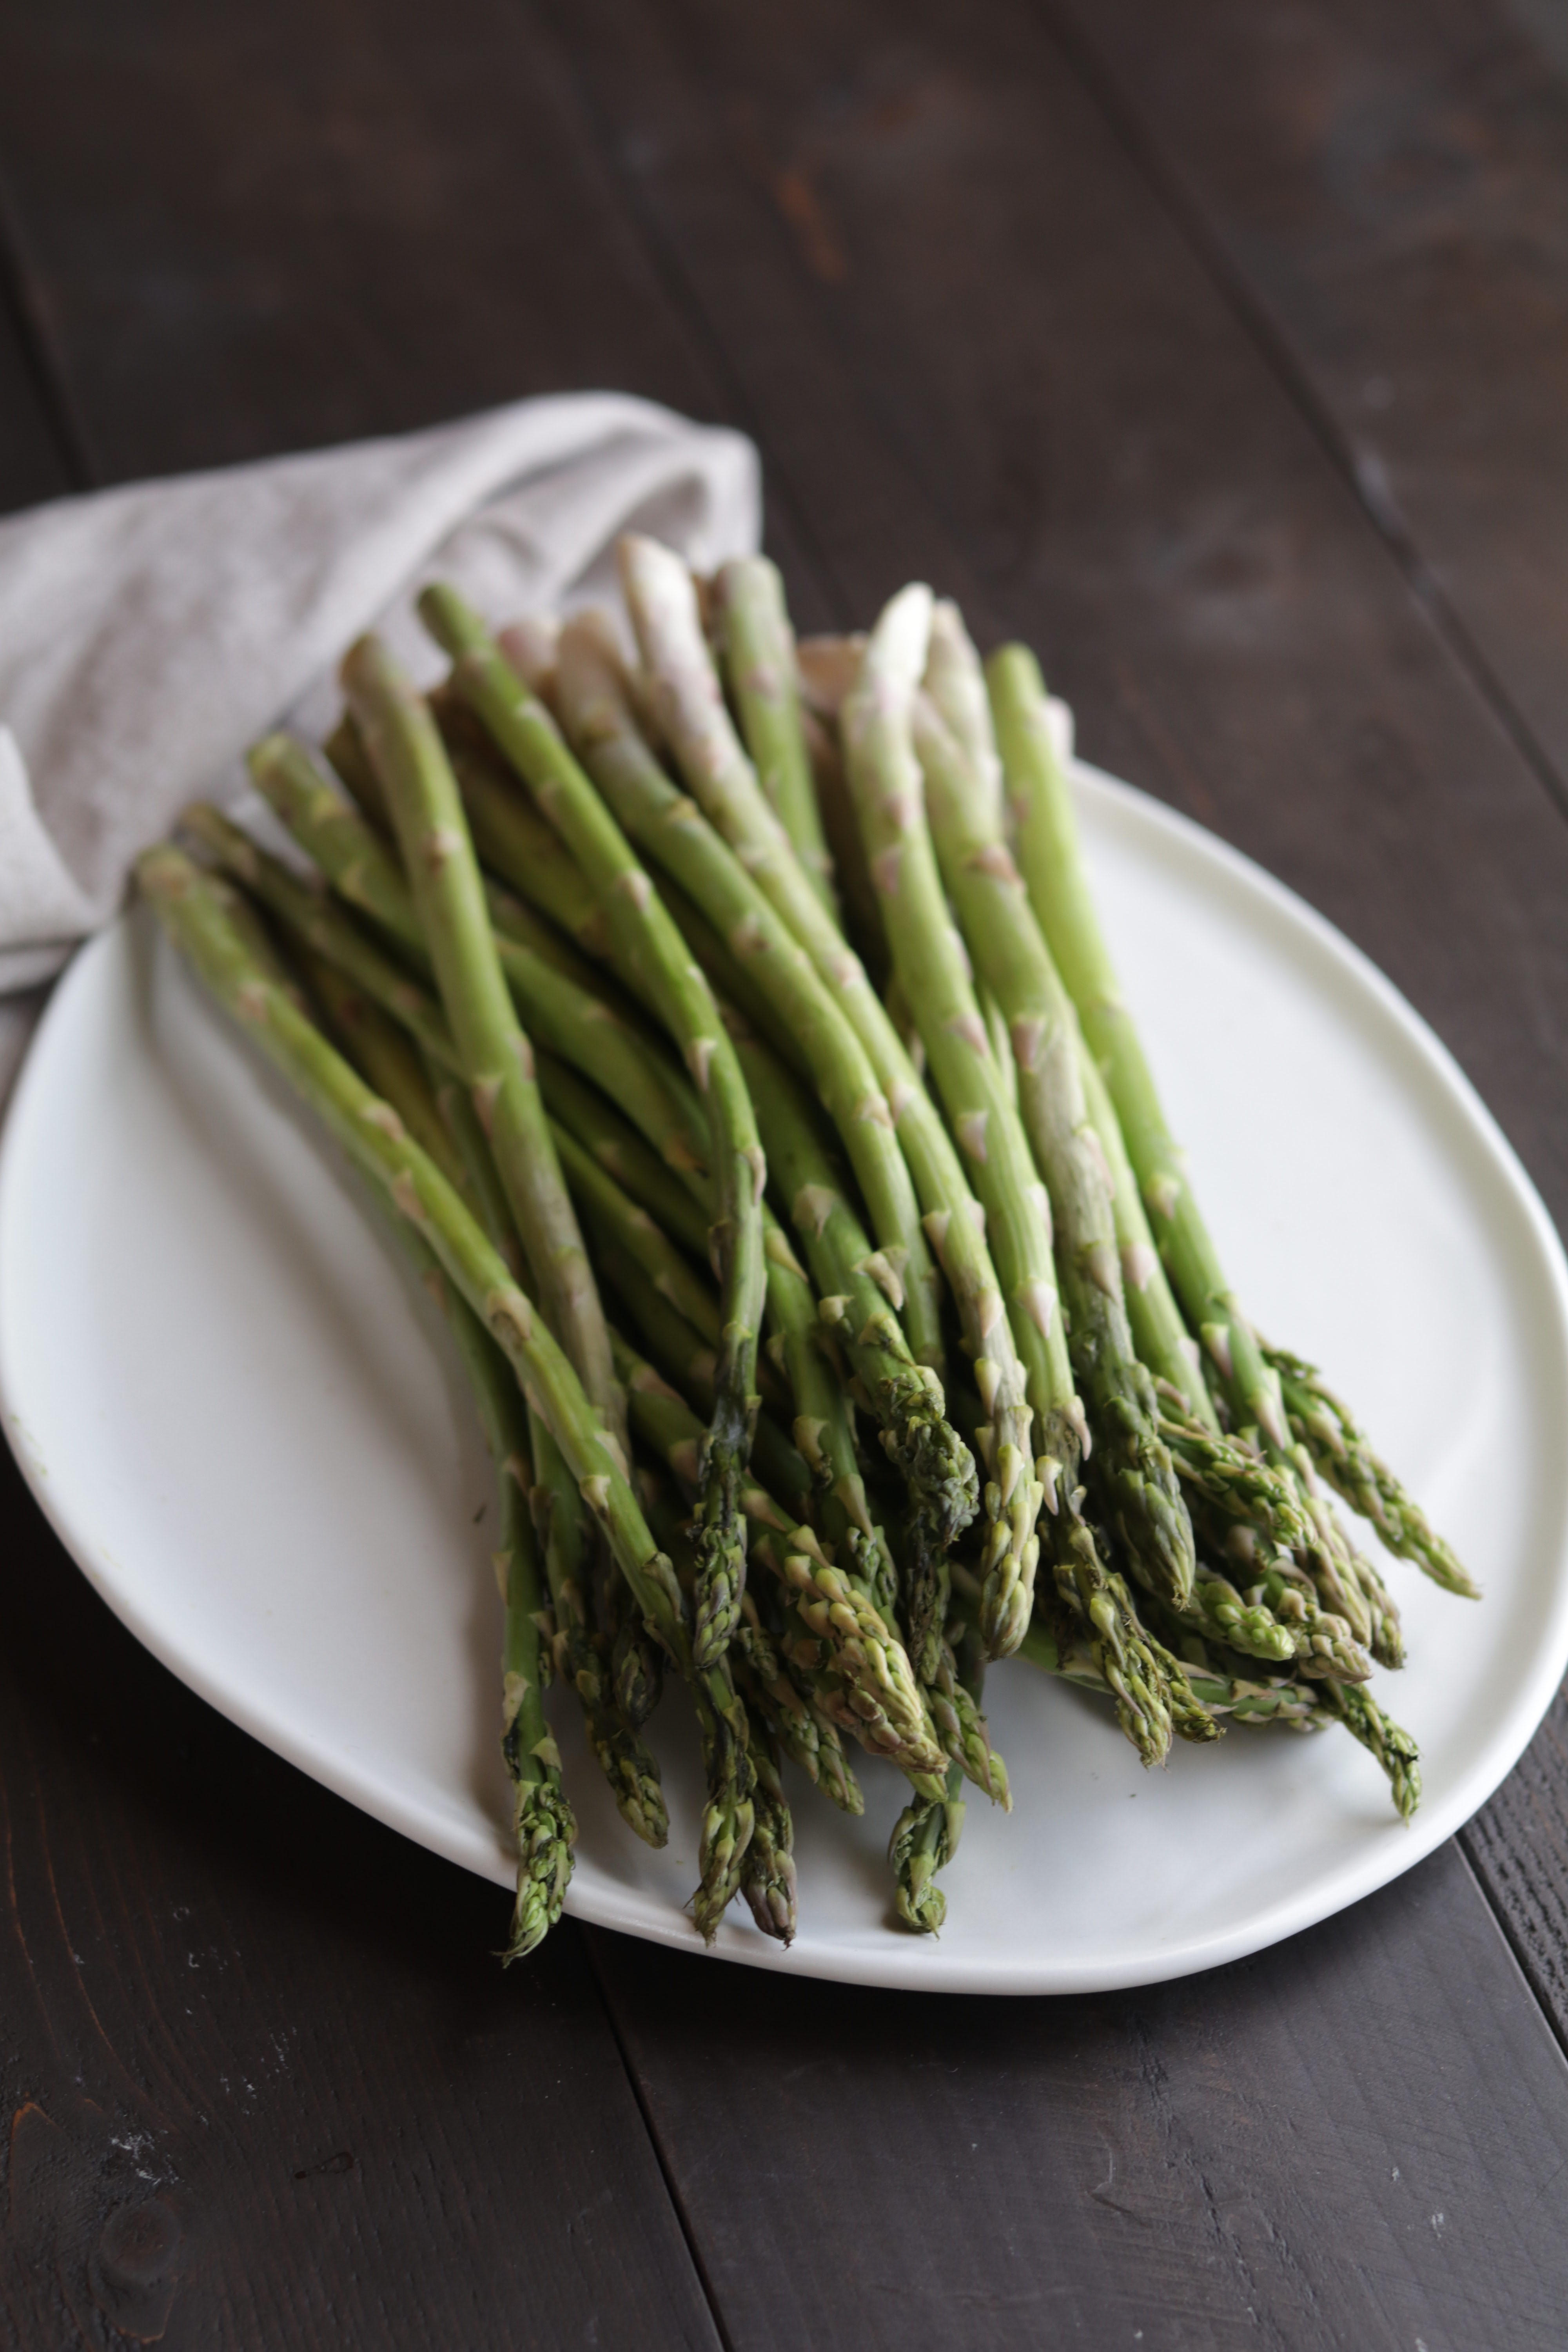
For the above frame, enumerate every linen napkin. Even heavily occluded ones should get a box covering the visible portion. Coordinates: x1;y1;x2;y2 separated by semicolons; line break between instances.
0;391;760;1099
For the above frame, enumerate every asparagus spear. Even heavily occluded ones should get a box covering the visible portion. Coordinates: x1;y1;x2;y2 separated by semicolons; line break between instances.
617;539;958;1349
1076;1038;1218;1428
536;1053;713;1263
988;646;1289;1446
739;1700;799;1944
912;685;1196;1615
140;846;755;1939
276;911;672;1833
284;945;577;1949
338;635;625;1465
989;647;1416;1663
552;606;946;1380
734;1593;864;1815
922;600;1004;833
889;1764;965;1935
415;1243;576;1957
843;584;1082;1658
421;586;769;1672
1263;1344;1479;1599
713;555;837;916
727;1020;976;1579
181;802;465;1080
608;1328;945;1781
619;540;1044;1669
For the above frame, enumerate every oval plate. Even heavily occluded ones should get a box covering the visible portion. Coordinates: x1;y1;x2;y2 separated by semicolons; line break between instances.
4;762;1567;1993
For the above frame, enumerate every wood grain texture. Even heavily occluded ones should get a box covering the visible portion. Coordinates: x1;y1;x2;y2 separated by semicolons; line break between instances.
593;1842;1568;2351
1047;0;1568;804
0;0;717;480
0;1445;720;2350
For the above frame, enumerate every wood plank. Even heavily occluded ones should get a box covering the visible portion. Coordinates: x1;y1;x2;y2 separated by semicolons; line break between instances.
0;199;80;513
0;1445;720;2350
1046;0;1568;860
0;0;715;477
593;1843;1568;2350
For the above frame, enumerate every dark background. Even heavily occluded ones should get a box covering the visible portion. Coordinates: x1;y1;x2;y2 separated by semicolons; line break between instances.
5;2;1568;2343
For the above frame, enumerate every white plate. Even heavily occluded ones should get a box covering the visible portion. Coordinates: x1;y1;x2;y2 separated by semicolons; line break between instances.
4;763;1567;1994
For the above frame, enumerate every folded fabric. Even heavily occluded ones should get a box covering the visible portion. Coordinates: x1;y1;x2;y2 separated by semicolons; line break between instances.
0;391;759;1017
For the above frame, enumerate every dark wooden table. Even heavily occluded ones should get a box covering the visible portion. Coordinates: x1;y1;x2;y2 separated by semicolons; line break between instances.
5;2;1568;2342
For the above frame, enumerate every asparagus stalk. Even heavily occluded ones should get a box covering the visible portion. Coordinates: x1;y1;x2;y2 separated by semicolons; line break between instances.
739;1700;799;1944
728;1020;976;1572
889;1764;965;1935
289;946;577;1949
620;541;1045;1667
422;586;769;1671
713;555;837;915
617;540;961;1357
416;1243;576;1957
608;1328;944;1780
536;1053;713;1263
338;635;625;1467
922;601;1004;833
180;802;465;1080
140;846;755;1938
988;644;1290;1447
913;686;1196;1615
843;585;1076;1658
989;647;1412;1664
276;895;672;1829
252;739;710;1187
734;1594;864;1815
1075;1038;1218;1428
1263;1344;1479;1599
552;606;946;1379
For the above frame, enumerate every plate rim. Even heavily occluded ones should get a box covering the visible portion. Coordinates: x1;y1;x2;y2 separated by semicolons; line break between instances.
5;757;1567;1995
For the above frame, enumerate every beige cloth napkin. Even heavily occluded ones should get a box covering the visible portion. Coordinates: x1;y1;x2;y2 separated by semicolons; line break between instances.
0;392;759;1097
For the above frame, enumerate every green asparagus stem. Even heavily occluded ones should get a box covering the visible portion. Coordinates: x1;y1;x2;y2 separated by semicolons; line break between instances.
844;585;1070;1658
294;951;577;1949
739;1700;799;1944
729;1020;976;1560
913;685;1196;1615
889;1763;966;1934
989;647;1407;1668
923;600;1004;833
419;584;766;1676
1263;1344;1478;1598
1318;1677;1422;1820
432;1268;576;1955
989;644;1289;1447
180;801;466;1081
617;541;959;1364
139;846;754;1937
552;606;946;1378
734;1595;864;1815
1075;1038;1218;1428
423;1248;576;1955
619;540;1042;1666
536;1053;714;1262
251;737;709;1190
233;870;670;1841
338;636;625;1475
714;555;837;915
550;1118;720;1348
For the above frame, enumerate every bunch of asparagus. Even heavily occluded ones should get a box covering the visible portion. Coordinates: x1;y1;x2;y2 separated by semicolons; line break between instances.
136;537;1472;1957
